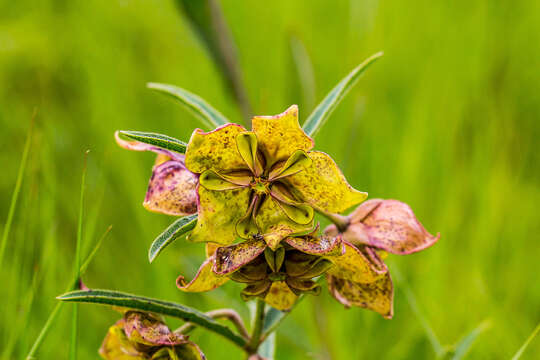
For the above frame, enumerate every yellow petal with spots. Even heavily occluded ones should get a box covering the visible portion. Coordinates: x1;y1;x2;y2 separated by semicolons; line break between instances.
99;320;146;360
188;186;251;245
251;105;314;166
185;124;247;174
264;281;298;310
176;257;229;292
287;151;367;213
327;272;394;319
325;241;385;283
255;197;313;250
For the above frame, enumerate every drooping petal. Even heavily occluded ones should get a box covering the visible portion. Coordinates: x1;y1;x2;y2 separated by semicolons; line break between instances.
285;277;321;296
268;150;312;180
213;238;267;275
199;169;250;191
144;160;198;216
285;234;343;256
177;257;229;292
124;311;186;346
236;132;263;176
255;196;314;250
327;272;394;319
229;256;269;283
175;342;207;360
263;281;298;310
351;199;440;255
286;151;367;213
99;320;145;360
115;131;184;162
251;105;314;166
241;280;272;300
325;241;386;283
185;124;247;174
188;186;251;245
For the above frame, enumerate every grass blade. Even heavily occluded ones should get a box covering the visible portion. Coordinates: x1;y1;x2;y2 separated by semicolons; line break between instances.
57;289;248;348
69;150;89;360
26;226;111;360
116;130;187;153
148;214;197;263
147;82;229;128
451;319;491;359
302;51;383;138
511;322;540;360
175;0;252;122
0;110;35;268
289;35;316;111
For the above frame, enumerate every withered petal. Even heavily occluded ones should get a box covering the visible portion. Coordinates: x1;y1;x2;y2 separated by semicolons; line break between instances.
212;238;267;275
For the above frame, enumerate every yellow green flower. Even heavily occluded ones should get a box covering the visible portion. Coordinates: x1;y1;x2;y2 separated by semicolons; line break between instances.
184;105;366;249
99;311;205;360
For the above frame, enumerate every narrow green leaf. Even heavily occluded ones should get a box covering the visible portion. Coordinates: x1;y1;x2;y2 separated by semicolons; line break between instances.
147;82;229;129
451;320;491;360
511;322;540;360
117;130;187;154
69;150;89;360
57;289;247;348
302;51;383;138
26;226;111;360
148;214;197;263
0;111;34;268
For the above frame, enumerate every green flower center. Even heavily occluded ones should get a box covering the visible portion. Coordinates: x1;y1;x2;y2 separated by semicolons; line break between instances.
250;178;269;195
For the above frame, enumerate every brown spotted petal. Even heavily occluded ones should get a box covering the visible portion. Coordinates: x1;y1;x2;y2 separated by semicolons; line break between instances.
212;238;267;275
263;281;298;310
177;256;229;292
100;320;145;360
325;240;387;283
285;234;343;256
124;312;186;346
347;199;440;255
327;272;394;319
144;160;198;216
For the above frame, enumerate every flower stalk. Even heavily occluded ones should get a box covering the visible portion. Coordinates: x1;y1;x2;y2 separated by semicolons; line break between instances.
245;299;266;356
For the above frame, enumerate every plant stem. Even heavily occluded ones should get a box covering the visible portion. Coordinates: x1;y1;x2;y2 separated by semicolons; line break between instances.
319;211;349;232
175;309;250;340
246;299;266;355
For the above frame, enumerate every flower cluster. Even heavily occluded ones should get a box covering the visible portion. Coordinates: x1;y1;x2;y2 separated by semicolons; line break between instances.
117;105;439;318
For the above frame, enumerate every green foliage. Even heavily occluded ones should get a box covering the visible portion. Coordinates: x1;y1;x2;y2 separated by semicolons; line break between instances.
116;130;188;153
148;214;197;263
58;289;248;348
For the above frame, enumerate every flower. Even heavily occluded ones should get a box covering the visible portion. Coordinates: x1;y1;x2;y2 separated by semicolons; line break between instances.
324;199;440;318
184;105;366;249
176;232;344;310
115;132;198;216
99;311;205;360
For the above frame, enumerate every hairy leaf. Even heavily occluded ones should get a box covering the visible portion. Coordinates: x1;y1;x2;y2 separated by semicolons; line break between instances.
148;215;197;263
117;130;187;154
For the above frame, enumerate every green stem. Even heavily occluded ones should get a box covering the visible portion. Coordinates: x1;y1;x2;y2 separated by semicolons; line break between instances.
246;299;266;355
319;210;349;232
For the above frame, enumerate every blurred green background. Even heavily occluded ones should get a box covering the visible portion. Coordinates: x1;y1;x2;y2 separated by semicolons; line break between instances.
1;0;539;359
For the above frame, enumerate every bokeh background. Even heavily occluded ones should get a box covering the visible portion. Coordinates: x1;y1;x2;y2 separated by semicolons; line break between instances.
1;0;539;359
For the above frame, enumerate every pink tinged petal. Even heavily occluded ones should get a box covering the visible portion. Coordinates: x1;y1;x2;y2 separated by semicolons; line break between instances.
115;131;184;162
100;320;145;360
285;234;343;256
286;151;367;213
236;132;263;176
199;169;250;191
212;238;267;275
188;186;251;245
176;256;229;292
255;196;314;250
352;199;440;255
251;105;314;166
327;272;394;319
263;281;298;310
268;150;312;181
124;311;187;346
143;160;198;216
325;240;387;283
185;124;247;174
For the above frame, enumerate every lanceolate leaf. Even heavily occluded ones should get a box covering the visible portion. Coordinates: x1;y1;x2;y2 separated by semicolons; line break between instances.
148;215;197;263
117;130;187;154
57;289;247;348
147;82;229;129
451;320;491;360
302;51;383;138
